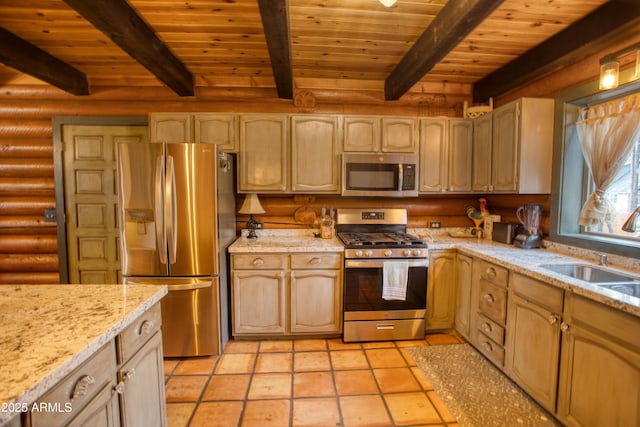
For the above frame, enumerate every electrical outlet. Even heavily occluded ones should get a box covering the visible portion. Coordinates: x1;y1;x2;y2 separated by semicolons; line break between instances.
429;221;441;229
255;221;264;229
44;207;57;222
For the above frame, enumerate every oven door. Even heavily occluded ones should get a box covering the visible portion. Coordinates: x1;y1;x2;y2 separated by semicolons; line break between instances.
343;259;427;312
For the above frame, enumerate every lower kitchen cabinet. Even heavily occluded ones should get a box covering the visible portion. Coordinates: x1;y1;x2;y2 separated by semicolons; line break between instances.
505;273;563;412
231;252;343;337
454;253;473;338
426;250;457;330
556;293;640;427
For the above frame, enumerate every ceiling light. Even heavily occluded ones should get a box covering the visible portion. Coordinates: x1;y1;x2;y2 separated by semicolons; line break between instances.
379;0;397;7
599;42;640;91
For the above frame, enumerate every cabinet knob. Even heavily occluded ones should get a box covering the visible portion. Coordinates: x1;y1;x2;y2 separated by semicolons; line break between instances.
124;369;136;381
548;314;559;325
481;322;493;333
483;293;495;304
71;375;95;401
482;341;493;352
560;322;570;332
309;257;321;265
486;267;496;277
252;257;265;265
113;381;125;395
139;320;154;335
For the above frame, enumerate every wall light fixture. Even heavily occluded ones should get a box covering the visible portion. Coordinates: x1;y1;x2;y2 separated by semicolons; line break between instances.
599;42;640;90
379;0;397;7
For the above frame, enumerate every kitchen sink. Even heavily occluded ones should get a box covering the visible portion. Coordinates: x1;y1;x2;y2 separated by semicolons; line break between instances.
539;263;640;284
595;283;640;298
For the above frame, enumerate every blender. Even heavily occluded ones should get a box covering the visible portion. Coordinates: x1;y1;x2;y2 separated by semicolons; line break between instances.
514;204;543;248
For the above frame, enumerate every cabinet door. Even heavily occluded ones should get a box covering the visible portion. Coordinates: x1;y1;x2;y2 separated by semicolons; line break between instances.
454;254;473;338
505;292;561;412
418;118;447;193
471;113;492;192
149;113;192;143
118;332;166;427
491;101;519;192
290;269;342;333
343;116;380;152
238;114;289;192
194;113;238;152
381;117;418;153
426;250;456;330
67;383;120;427
233;270;287;334
447;119;473;192
291;115;341;193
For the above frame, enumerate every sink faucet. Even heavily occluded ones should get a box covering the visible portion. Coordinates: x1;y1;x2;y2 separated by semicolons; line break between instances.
597;253;608;266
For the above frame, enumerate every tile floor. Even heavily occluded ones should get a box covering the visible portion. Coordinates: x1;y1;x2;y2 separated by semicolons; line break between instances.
164;333;464;427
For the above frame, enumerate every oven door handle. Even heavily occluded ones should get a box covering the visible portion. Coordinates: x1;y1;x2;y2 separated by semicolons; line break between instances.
345;260;428;269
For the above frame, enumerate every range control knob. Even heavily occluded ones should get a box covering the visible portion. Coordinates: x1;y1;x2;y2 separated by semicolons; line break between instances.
354;250;363;257
412;249;422;256
384;249;392;257
364;250;373;257
402;249;410;256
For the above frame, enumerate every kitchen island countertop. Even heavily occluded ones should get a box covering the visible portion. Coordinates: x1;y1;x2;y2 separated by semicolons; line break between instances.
0;284;167;425
229;229;344;253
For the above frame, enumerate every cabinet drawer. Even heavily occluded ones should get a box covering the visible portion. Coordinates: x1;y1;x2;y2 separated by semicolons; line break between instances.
291;253;342;269
476;331;505;367
117;302;162;363
30;341;116;427
477;313;505;345
233;254;287;269
510;273;563;313
478;279;507;324
477;260;508;287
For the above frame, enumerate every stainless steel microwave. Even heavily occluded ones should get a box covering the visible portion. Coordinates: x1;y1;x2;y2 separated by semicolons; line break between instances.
341;153;419;197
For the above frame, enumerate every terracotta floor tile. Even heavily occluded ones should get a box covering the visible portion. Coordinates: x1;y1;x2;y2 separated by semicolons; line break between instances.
334;370;379;396
339;395;391;427
165;402;194;427
292;397;341;427
362;341;395;349
223;340;260;354
365;348;407;368
330;349;369;370
425;333;463;345
247;373;292;399
395;339;428;348
327;338;362;350
164;359;179;375
214;353;256;374
173;356;218;375
384;391;442;425
293;338;328;351
293;371;335;397
254;352;292;373
165;375;208;403
427;390;457;423
411;366;433;390
373;367;421;393
398;348;418;367
259;340;293;353
294;351;331;372
241;399;290;427
190;401;243;427
201;374;250;401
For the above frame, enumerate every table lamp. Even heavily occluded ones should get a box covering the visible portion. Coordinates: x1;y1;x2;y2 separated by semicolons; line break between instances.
239;193;265;239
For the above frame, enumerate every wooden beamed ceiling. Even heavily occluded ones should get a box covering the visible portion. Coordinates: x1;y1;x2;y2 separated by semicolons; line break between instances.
0;0;638;101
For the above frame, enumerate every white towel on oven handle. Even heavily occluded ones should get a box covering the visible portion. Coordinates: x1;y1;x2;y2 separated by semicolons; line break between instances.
382;261;409;301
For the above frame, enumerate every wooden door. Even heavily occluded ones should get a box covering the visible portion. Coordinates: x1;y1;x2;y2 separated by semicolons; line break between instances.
149;113;192;143
381;117;418;153
342;116;380;152
418;118;447;193
426;250;457;330
454;253;473;338
447;119;473;192
194;113;238;152
491;101;519;192
63;125;148;284
290;269;342;333
232;270;287;334
472;113;493;192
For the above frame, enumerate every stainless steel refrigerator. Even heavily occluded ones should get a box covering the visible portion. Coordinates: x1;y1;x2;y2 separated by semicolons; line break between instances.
116;142;235;357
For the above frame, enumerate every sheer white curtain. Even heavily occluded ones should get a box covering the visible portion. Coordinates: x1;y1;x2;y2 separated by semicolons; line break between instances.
575;93;640;227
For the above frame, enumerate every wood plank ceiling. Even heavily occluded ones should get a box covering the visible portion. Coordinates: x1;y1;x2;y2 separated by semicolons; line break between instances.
0;0;638;102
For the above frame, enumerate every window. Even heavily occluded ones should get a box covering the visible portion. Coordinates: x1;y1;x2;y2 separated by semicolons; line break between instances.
584;135;640;241
550;80;640;259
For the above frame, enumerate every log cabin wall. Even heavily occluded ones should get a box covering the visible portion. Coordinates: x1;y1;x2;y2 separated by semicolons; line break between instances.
0;39;620;283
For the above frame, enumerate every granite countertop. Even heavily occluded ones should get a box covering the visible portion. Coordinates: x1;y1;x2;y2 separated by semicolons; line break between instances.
228;229;344;253
0;284;167;425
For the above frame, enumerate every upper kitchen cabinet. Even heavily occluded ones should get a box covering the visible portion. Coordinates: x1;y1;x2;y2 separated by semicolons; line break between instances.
290;115;341;193
343;116;380;152
381;117;418;153
238;114;289;193
194;113;238;152
343;116;417;153
471;113;492;192
489;98;554;193
419;118;473;193
149;113;238;151
149;112;191;143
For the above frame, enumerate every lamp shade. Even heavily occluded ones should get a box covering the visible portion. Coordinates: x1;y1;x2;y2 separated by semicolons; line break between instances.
379;0;397;7
239;193;265;215
599;60;619;90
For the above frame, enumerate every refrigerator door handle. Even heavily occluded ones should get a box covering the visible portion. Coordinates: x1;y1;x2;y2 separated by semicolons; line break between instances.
166;154;178;265
154;155;167;265
125;279;212;291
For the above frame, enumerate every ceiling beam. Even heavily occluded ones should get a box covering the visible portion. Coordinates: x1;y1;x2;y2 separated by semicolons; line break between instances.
257;0;293;99
62;0;194;96
0;27;89;95
473;0;640;102
384;0;505;101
